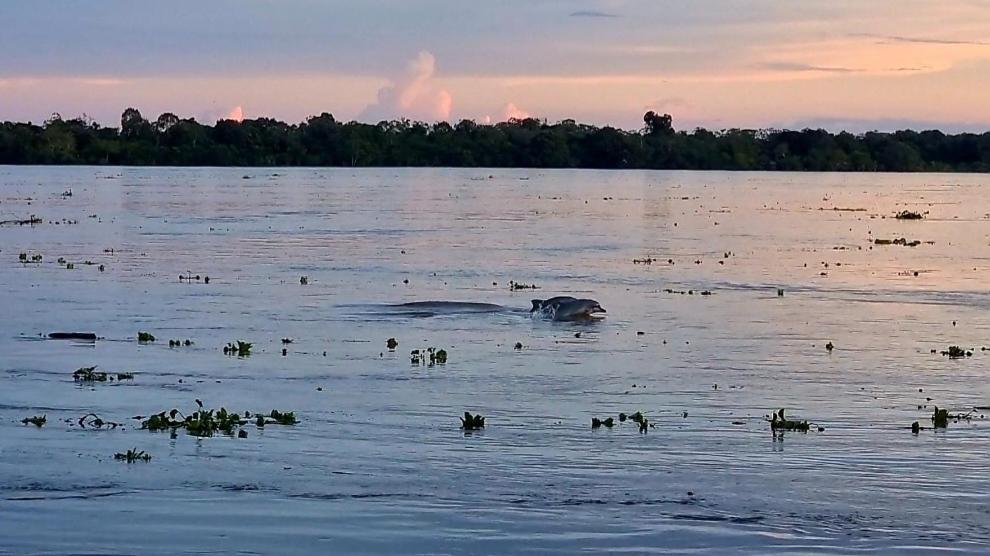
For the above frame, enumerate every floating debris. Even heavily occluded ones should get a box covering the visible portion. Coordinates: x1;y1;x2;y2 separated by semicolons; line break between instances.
895;210;925;220
114;449;151;463
48;332;97;341
460;412;485;430
514;342;523;350
137;331;156;343
21;415;46;427
386;338;398;350
299;276;309;285
633;257;656;264
825;341;834;352
168;339;193;347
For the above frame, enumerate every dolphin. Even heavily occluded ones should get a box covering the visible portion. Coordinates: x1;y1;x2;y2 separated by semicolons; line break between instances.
531;297;606;321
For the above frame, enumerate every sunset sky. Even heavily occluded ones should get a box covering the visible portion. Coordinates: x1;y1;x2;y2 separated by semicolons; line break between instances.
2;1;989;131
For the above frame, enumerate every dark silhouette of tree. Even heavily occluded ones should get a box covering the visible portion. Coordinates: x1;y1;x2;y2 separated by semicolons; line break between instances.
0;108;986;171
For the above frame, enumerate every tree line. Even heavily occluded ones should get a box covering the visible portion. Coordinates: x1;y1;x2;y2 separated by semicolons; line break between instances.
0;108;988;171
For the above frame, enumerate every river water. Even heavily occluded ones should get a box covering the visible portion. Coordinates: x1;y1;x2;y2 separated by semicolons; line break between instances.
1;167;989;554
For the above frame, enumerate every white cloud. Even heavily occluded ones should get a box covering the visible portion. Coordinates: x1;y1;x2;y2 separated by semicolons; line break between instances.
360;51;452;122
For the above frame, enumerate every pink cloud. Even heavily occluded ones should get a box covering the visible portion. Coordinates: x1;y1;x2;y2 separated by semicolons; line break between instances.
501;102;530;120
360;51;453;122
225;105;244;122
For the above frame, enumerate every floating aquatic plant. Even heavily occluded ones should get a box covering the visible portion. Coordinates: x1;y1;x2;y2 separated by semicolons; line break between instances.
932;407;949;428
77;413;121;429
410;347;448;366
768;408;810;432
169;339;193;347
509;280;538;291
114;449;151;463
137;331;156;343
591;417;615;429
299;276;309;285
72;366;133;382
267;409;298;426
21;415;46;427
460;412;485;430
386;338;398;350
895;210;925;220
940;346;972;358
142;401;297;437
223;341;252;357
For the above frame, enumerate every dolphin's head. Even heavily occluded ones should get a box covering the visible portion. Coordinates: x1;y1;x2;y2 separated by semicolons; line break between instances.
588;301;606;315
530;299;544;313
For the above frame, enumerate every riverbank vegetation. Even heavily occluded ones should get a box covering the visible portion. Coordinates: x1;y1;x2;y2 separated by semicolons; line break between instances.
2;110;988;171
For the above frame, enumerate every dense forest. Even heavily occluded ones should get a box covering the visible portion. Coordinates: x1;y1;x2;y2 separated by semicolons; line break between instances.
1;109;988;171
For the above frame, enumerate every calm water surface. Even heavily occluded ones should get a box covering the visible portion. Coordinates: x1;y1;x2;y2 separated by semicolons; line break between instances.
1;167;989;555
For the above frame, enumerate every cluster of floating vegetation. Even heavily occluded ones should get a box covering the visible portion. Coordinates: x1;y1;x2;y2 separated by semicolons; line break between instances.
938;346;974;358
663;288;712;296
411;347;448;365
21;415;46;427
592;411;652;433
137;331;156;343
874;238;922;247
178;272;209;284
916;406;979;432
114;449;151;463
169;339;193;347
0;214;43;226
299;276;309;285
767;408;822;433
509;280;538;291
460;412;485;431
142;400;298;438
386;338;399;350
223;341;252;357
18;252;42;263
73;366;134;383
894;210;926;220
